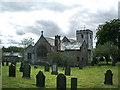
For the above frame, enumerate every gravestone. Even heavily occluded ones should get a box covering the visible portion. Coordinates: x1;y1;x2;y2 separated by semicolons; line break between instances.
57;73;66;89
6;61;9;66
45;63;50;72
65;66;70;75
71;77;77;90
2;62;4;66
9;64;16;77
104;70;113;85
51;64;58;75
23;63;31;78
36;71;45;87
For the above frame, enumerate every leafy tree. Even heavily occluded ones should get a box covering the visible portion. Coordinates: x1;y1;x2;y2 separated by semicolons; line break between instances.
21;37;34;48
96;19;120;48
93;42;119;64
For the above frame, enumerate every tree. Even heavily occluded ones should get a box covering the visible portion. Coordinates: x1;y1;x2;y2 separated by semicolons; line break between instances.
21;37;34;48
93;42;119;64
96;19;120;48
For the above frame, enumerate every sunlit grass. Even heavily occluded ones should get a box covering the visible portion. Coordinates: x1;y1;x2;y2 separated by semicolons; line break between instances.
2;62;119;88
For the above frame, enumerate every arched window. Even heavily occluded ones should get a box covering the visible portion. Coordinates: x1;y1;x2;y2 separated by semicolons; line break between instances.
37;45;48;57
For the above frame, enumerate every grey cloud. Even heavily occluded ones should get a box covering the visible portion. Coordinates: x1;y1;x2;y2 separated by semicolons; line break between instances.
16;29;25;35
36;20;61;37
68;7;117;38
2;2;81;12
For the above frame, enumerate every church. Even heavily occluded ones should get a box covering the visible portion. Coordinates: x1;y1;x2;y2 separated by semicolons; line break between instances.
24;29;93;66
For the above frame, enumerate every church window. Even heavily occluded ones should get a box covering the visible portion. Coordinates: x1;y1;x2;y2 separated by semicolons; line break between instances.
37;45;48;57
27;53;32;59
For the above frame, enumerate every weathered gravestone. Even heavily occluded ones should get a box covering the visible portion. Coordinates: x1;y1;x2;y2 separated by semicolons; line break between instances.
51;64;58;75
9;64;16;77
104;70;113;85
71;77;77;90
6;61;9;66
36;71;45;87
22;63;31;78
65;66;70;75
45;63;50;72
57;73;66;89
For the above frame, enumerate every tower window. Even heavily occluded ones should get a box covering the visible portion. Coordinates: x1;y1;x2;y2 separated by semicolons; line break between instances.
81;34;84;38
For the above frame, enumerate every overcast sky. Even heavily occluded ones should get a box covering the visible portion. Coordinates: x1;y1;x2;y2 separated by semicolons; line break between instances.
0;0;119;48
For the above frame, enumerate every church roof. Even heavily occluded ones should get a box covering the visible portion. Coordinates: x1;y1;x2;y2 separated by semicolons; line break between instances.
45;37;55;46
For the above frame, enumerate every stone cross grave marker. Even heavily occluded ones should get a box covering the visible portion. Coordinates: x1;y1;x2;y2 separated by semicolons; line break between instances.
104;70;113;85
22;63;31;78
45;63;50;72
36;71;45;87
9;64;16;77
57;73;66;89
51;64;58;75
71;77;77;90
65;66;71;75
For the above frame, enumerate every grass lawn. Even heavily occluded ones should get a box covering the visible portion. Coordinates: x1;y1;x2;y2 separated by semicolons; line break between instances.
2;62;119;89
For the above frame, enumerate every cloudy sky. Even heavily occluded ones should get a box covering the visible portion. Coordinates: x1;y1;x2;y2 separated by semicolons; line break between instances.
0;0;119;48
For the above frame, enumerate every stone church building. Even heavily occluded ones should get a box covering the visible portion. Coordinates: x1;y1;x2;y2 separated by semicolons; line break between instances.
24;30;93;66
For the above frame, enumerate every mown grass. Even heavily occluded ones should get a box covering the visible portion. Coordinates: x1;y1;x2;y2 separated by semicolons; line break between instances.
2;62;119;88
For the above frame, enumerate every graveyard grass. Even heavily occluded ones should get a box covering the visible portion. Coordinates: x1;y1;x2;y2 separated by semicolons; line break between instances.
2;62;119;88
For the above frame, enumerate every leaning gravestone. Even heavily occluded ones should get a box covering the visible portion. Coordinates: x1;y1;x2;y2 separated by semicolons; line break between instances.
36;71;45;87
22;63;31;78
57;73;66;89
71;77;77;90
65;66;71;75
9;64;16;77
104;70;113;85
51;64;58;75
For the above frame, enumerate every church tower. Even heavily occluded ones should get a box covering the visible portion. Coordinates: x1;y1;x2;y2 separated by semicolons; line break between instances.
76;29;93;61
76;29;93;50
